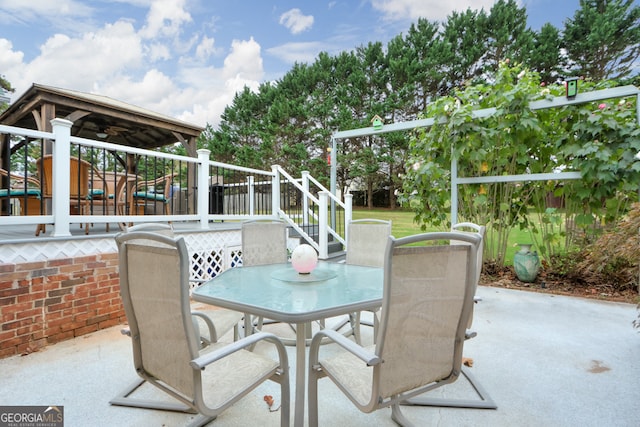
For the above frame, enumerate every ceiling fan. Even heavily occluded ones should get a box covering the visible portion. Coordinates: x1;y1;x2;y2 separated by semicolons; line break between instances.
96;125;128;138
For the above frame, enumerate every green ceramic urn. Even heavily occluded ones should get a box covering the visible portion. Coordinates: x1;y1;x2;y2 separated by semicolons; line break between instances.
514;243;540;283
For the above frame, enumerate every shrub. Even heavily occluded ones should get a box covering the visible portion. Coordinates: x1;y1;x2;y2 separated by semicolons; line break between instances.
575;202;640;293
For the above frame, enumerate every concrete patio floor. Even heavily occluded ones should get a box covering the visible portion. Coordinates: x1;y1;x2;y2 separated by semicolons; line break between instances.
1;286;638;427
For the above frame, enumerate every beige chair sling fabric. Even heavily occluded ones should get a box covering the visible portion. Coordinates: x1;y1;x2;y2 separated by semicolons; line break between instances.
308;231;480;426
345;219;392;343
346;219;392;267
124;223;243;343
241;219;288;266
112;231;290;426
241;219;289;334
400;222;496;410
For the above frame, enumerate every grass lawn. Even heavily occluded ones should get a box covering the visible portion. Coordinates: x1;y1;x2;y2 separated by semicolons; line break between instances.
351;207;538;265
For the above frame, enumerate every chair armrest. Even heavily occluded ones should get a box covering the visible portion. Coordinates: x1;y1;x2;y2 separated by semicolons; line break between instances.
309;328;382;367
191;311;218;344
132;173;177;195
0;168;40;188
190;331;288;370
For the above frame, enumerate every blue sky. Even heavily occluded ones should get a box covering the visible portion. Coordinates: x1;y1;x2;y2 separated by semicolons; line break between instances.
0;0;586;128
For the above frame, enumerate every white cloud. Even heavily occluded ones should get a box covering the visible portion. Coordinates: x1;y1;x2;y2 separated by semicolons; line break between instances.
139;0;192;39
222;37;263;81
0;0;266;129
0;0;93;25
267;41;327;65
279;8;314;35
371;0;496;22
195;36;216;62
170;37;265;127
96;69;177;110
6;21;143;95
147;43;171;61
0;38;25;70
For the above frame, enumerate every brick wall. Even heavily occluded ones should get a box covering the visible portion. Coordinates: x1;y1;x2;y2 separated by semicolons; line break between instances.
0;252;125;358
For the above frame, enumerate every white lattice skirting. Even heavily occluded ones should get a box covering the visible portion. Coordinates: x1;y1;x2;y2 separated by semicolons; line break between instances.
0;229;242;284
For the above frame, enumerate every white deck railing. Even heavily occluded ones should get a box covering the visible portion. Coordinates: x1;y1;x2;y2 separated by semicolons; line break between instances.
0;118;351;258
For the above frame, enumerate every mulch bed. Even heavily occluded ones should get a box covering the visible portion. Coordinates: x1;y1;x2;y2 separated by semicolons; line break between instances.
480;263;639;305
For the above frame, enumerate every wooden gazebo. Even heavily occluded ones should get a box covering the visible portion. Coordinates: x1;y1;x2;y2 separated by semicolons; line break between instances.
0;83;204;159
0;83;205;215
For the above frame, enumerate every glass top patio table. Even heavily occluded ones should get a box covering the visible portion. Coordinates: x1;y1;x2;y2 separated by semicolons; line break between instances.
192;261;383;323
191;261;383;427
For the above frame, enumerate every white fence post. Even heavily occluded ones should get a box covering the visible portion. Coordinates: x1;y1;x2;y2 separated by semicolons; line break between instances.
271;165;280;217
247;175;255;215
318;191;329;259
51;118;72;237
302;170;310;225
197;149;210;229
344;193;353;224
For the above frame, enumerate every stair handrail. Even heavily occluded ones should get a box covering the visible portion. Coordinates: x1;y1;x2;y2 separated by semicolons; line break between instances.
302;171;350;248
273;166;348;259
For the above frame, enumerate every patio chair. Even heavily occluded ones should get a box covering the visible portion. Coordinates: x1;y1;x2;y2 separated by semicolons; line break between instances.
85;167;113;231
0;168;42;215
123;223;243;343
345;219;392;344
401;222;496;410
308;231;480;427
451;222;486;331
35;155;91;236
128;172;177;216
241;219;289;334
111;231;290;426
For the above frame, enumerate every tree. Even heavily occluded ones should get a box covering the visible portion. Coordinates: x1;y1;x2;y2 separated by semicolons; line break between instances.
347;42;390;208
0;75;14;113
483;0;535;72
563;0;640;80
439;8;489;94
401;61;640;267
529;23;565;84
387;18;444;113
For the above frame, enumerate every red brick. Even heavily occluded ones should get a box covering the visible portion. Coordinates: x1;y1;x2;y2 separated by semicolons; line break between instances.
98;318;120;329
0;330;16;342
74;324;98;336
0;296;16;307
61;278;85;288
2;312;15;323
15;261;46;271
0;347;17;358
2;301;32;315
1;333;29;347
59;264;85;274
0;264;16;273
74;255;97;264
44;297;62;307
0;271;29;281
73;297;97;307
0;287;28;299
48;288;73;298
0;281;14;291
18;291;45;303
47;258;73;267
31;267;59;278
47;331;74;343
31;330;45;340
89;287;111;297
16;307;42;320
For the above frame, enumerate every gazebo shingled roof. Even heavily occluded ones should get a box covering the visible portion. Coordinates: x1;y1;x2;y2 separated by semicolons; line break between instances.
0;83;204;155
